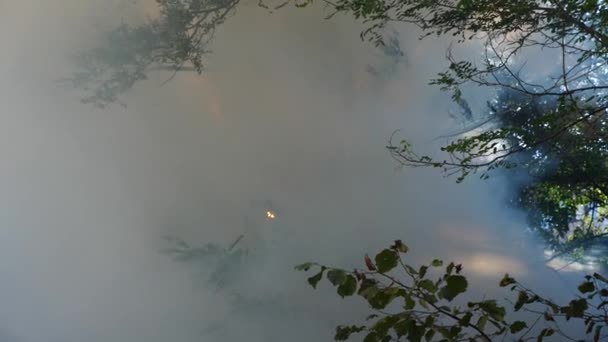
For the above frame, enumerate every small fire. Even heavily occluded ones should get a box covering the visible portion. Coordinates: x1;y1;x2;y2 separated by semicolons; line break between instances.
266;210;276;220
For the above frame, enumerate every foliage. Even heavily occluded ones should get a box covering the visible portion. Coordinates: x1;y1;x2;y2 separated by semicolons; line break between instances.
298;240;608;341
365;30;407;79
67;0;240;107
476;87;608;251
163;235;247;289
329;0;608;187
315;0;608;252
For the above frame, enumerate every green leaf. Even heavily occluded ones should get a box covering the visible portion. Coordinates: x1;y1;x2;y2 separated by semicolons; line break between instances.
477;315;487;332
459;312;472;326
418;279;437;293
369;290;395;309
363;331;379;342
499;274;516;287
446;262;455;275
419;266;428;278
424;315;435;327
594;325;602;342
295;262;314;271
564;298;588;318
307;268;325;289
424;329;435;342
478;300;506;322
327;269;347;286
431;259;443;267
393;319;411;337
448;325;462;339
537;328;555;341
593;273;608;284
439;275;468;301
359;279;379;299
404;295;416;310
373;316;399;335
391;240;409;253
375;249;399;273
514;291;528;311
335;325;365;341
337;275;357;298
578;281;596;294
407;322;425;342
510;321;527;333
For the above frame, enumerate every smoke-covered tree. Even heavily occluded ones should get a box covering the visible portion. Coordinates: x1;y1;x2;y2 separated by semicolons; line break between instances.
441;85;608;255
317;0;608;253
66;0;314;107
298;240;608;342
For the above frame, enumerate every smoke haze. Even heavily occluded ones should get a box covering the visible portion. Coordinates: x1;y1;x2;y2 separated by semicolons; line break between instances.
0;1;589;341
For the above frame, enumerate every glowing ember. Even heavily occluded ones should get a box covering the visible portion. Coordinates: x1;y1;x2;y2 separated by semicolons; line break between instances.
266;210;276;219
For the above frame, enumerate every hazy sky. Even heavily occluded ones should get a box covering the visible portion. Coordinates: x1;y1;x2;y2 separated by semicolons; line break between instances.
0;1;591;341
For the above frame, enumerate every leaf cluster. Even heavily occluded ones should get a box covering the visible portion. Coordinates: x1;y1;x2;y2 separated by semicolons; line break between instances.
298;241;608;341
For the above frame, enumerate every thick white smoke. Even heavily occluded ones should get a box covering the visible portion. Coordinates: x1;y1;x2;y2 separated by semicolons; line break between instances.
0;1;588;341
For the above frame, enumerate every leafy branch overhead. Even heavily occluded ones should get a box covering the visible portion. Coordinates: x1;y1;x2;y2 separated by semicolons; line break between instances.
67;0;240;107
349;0;608;181
297;240;608;341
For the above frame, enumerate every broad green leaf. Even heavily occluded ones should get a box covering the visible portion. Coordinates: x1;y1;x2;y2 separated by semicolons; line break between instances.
363;331;379;342
510;321;527;333
424;329;435;342
439;275;468;301
459;312;472;326
478;300;506;322
307;268;325;289
446;262;455;275
335;325;365;341
404;295;416;310
594;273;608;284
431;259;443;267
537;328;555;341
359;279;380;300
327;269;347;286
393;319;412;337
578;281;595;294
337;275;357;298
418;279;437;293
499;274;516;287
564;298;588;318
477;315;487;332
375;249;399;273
448;325;462;339
391;240;409;253
369;291;395;309
373;316;399;335
514;291;528;311
407;322;425;342
424;315;435;327
295;262;314;271
419;266;428;278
